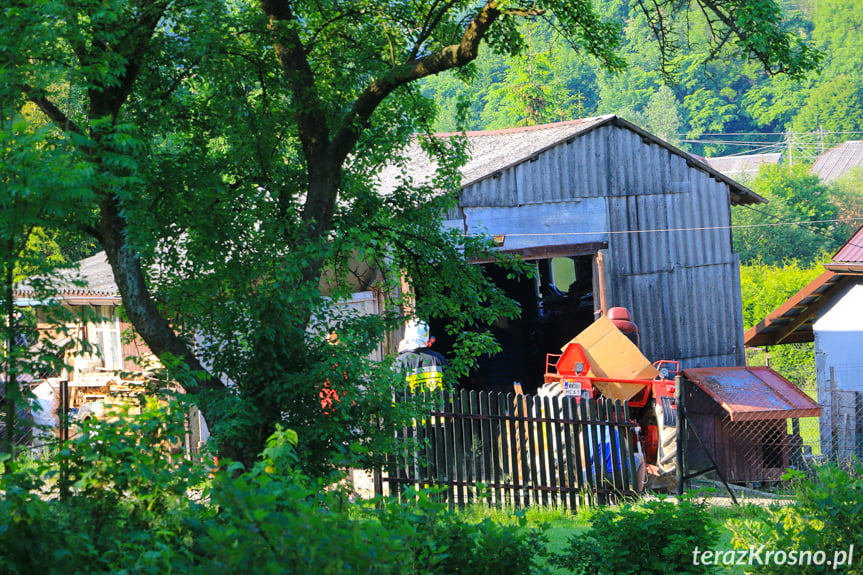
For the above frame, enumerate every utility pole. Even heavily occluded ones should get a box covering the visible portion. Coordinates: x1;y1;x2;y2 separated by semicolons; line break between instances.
787;130;794;168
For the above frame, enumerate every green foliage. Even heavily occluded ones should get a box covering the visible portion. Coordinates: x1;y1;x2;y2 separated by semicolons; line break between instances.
0;398;207;574
0;420;546;575
794;75;863;141
733;164;841;265
420;0;833;158
377;488;547;575
739;259;824;331
729;462;863;574
829;167;863;240
740;258;823;387
551;496;720;575
2;0;828;475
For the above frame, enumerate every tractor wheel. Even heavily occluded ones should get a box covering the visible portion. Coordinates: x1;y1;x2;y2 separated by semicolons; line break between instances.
650;396;677;473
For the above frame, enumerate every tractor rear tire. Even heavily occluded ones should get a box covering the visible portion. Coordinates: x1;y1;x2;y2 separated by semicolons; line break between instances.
651;397;677;473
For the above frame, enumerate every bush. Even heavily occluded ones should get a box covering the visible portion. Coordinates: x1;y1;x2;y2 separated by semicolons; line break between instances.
377;488;547;575
729;462;863;574
551;497;719;575
193;431;546;575
0;397;206;574
0;417;546;575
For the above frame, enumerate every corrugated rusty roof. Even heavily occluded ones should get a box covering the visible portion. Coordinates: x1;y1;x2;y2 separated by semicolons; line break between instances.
829;223;863;269
811;140;863;184
684;366;821;421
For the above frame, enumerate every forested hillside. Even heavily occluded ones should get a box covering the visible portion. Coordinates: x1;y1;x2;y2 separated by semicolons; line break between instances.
422;0;861;161
421;0;863;386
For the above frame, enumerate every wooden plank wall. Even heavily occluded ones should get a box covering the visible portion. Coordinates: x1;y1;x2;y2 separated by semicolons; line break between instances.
382;390;638;510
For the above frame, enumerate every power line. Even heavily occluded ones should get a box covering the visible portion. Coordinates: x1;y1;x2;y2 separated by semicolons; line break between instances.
740;205;863;252
469;217;863;238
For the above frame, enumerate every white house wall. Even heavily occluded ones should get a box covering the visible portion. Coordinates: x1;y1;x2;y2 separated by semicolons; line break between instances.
458;122;745;368
815;282;863;458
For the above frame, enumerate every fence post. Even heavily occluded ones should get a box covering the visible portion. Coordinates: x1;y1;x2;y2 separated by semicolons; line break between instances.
830;367;838;460
856;392;863;460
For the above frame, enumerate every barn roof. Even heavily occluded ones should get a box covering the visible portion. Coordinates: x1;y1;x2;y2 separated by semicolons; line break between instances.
14;251;120;305
744;224;863;347
378;115;765;205
811;140;863;183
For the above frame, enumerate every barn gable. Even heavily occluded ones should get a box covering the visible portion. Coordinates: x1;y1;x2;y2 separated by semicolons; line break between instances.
385;115;762;383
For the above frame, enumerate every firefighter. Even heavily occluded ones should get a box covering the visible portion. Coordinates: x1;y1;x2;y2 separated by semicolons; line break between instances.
394;319;447;391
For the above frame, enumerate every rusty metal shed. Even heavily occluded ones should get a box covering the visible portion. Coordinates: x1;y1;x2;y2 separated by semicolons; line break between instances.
380;115;765;391
684;366;821;421
683;366;821;483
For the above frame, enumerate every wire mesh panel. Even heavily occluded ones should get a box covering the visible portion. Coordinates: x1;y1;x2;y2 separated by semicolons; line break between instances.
382;389;639;510
681;372;862;487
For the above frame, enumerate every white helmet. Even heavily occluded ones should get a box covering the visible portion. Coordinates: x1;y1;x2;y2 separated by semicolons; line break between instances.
398;319;430;352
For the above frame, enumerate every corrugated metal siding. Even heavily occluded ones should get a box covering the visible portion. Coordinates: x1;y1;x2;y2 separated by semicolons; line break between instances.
618;262;743;367
457;121;744;368
600;124;743;367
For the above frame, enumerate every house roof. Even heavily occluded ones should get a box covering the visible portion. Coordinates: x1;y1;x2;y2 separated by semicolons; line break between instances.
684;366;821;421
744;224;863;347
14;251;120;305
810;140;863;183
377;115;765;205
826;223;863;272
704;153;782;179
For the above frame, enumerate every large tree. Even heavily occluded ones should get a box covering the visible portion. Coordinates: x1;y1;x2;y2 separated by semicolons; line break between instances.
3;0;821;470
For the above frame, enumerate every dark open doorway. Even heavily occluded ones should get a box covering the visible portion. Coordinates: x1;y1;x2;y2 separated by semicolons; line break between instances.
428;252;599;394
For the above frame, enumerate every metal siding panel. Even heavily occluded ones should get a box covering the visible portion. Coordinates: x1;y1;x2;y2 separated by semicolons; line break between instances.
572;137;588;200
593;128;606;198
648;194;671;274
608;196;631;275
523;161;536;205
559;142;572;202
516;163;529;206
621;128;635;195
714;180;733;260
638;195;652;275
642;141;655;194
627;196;640;274
608;263;742;365
652;142;665;193
547;146;563;202
462;201;609;251
685;174;704;268
615;128;629;195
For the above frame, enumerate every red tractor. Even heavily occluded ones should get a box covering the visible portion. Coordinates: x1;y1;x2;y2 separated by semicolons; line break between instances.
543;308;681;484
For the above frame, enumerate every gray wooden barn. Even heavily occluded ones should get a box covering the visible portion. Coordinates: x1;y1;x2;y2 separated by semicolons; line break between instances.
381;115;765;392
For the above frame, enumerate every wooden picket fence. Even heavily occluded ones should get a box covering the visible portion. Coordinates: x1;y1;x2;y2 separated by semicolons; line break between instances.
380;389;639;510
